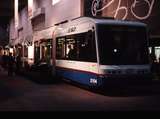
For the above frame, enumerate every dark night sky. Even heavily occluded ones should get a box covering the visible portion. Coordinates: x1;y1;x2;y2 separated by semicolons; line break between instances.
0;0;27;46
0;0;27;26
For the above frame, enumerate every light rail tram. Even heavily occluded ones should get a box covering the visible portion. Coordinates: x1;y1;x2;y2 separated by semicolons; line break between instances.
52;17;151;88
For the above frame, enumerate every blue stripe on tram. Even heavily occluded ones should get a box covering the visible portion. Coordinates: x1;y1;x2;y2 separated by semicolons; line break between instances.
56;67;103;87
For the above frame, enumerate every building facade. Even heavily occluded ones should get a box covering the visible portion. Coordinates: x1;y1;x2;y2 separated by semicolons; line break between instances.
9;6;33;66
9;0;83;65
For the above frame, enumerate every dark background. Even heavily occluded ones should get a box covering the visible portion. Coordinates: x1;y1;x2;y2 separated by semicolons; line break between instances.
0;0;27;46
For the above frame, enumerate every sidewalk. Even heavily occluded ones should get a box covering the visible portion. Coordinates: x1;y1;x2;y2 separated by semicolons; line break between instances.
14;66;58;84
0;69;60;111
0;70;39;102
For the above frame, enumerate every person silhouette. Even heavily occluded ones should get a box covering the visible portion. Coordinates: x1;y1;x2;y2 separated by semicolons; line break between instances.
15;55;22;75
2;52;8;69
67;44;77;60
7;53;15;76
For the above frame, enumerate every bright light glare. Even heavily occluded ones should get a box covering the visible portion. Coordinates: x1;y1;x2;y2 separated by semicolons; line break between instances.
28;46;34;59
15;0;19;28
10;48;14;54
28;0;33;18
114;49;118;53
52;0;60;6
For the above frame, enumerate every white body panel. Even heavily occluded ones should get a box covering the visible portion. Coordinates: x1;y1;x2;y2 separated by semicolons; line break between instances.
99;65;150;75
54;17;146;37
56;60;99;74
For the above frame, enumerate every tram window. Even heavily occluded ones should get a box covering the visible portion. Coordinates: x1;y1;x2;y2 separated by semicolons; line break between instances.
78;31;97;62
97;24;148;65
56;31;97;62
56;37;66;59
66;38;77;60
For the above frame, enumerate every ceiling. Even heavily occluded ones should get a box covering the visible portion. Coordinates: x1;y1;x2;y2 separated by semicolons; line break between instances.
0;0;27;28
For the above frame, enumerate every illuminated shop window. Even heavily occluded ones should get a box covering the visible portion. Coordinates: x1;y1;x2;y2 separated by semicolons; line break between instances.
155;47;160;61
149;47;152;54
28;46;34;59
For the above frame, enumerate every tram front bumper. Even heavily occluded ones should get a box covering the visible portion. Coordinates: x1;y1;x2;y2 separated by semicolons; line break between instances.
99;73;153;85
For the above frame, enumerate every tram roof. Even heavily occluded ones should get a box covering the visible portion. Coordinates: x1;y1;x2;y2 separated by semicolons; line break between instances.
71;17;147;27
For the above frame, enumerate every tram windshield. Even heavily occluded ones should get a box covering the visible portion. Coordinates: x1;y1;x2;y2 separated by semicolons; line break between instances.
97;24;149;65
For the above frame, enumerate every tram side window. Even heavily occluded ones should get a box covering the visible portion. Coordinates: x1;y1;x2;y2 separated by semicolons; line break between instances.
56;31;97;62
56;37;66;59
66;37;77;60
78;31;97;62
